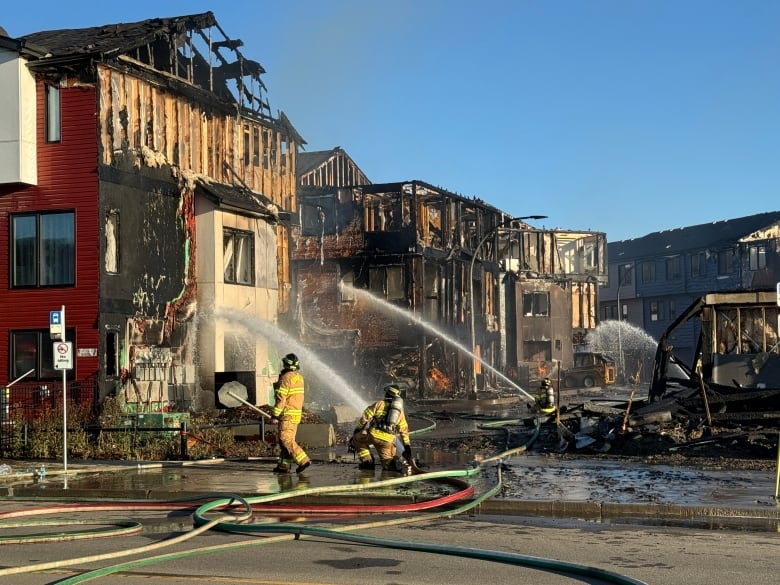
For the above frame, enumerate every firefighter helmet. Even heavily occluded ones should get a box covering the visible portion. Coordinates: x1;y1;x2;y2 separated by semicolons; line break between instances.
540;378;552;389
282;353;300;371
384;384;402;399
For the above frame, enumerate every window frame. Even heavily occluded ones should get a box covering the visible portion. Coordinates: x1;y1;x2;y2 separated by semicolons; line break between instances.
11;210;76;288
666;256;682;281
749;245;766;271
223;227;255;286
641;261;656;284
45;84;61;143
522;291;550;317
690;251;705;278
718;248;735;275
11;328;76;380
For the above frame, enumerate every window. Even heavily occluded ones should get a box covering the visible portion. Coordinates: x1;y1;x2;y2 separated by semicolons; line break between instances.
252;127;260;166
617;264;632;286
340;272;355;302
666;256;681;280
641;261;655;283
522;291;550;316
11;328;75;379
669;299;677;319
223;228;254;285
749;245;766;271
243;125;250;167
691;251;705;277
368;265;406;300
301;198;336;236
650;301;659;321
45;85;61;143
718;248;735;275
105;211;119;274
105;326;121;378
12;211;75;287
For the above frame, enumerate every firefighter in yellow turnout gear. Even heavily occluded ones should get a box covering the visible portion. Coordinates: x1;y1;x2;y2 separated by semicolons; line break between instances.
535;378;557;415
352;384;413;475
270;353;311;474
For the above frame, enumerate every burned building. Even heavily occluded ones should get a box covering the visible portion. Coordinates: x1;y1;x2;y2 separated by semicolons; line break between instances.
293;156;607;400
0;12;303;420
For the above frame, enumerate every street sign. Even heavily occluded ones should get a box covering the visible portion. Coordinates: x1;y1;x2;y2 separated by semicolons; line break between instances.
53;341;73;370
50;310;63;340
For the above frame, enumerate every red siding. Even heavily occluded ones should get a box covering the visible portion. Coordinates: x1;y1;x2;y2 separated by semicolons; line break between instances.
0;82;100;385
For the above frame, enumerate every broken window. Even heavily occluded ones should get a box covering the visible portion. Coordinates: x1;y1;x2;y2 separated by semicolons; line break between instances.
364;195;402;232
12;211;75;287
386;266;405;300
301;197;336;236
243;125;250;167
368;266;406;301
425;204;442;248
105;326;121;378
105;210;120;274
484;274;494;316
715;305;780;355
583;242;598;270
223;228;255;285
522;291;549;317
45;85;61;143
524;340;551;362
340;271;355;302
369;267;385;295
253;127;260;166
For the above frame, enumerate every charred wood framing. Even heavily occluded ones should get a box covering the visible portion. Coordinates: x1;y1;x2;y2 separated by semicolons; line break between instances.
292;172;607;398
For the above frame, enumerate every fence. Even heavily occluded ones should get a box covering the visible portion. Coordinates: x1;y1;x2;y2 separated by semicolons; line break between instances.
0;376;98;454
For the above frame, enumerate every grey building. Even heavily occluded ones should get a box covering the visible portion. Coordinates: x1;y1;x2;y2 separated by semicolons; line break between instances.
601;211;780;369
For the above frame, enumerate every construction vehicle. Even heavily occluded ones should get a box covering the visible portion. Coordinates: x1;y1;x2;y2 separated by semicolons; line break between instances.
562;352;617;389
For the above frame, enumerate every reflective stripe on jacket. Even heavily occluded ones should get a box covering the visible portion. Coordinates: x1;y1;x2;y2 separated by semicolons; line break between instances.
272;370;305;423
356;399;410;446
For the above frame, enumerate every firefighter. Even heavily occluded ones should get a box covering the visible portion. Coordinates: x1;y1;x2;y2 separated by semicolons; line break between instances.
269;353;311;474
535;378;557;414
351;384;413;475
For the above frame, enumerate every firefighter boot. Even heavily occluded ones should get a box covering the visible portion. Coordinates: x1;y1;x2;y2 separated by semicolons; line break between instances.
388;456;412;476
358;459;375;470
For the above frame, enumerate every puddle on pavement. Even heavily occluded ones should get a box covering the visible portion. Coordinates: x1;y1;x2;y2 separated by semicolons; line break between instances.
498;454;778;508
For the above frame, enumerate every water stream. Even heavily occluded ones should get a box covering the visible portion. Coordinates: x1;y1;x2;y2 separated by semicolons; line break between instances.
213;307;367;411
344;285;535;401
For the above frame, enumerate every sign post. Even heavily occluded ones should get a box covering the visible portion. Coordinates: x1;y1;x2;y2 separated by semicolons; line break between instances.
52;305;70;479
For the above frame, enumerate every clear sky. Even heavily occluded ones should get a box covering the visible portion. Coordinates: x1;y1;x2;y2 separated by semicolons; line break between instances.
4;1;779;242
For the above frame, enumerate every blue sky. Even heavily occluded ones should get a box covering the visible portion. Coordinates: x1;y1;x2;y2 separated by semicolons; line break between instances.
4;1;779;242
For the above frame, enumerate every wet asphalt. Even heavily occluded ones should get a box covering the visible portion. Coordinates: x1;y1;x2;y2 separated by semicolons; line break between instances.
2;388;780;530
2;444;780;532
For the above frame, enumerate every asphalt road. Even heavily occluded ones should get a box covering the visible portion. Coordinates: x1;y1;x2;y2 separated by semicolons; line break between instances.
1;507;778;585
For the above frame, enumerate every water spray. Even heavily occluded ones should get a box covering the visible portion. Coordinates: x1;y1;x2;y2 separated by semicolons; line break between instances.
211;307;368;411
342;285;535;402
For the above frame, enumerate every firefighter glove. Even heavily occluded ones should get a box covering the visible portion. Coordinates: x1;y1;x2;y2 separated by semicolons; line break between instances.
402;446;412;461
